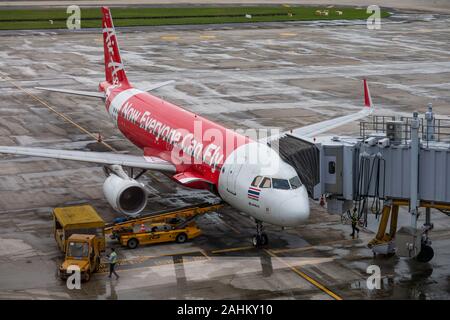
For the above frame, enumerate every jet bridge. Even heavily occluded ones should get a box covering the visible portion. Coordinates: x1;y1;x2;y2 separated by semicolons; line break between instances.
274;105;450;262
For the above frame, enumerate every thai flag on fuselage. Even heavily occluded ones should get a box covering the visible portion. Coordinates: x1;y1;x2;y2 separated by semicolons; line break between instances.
248;187;261;201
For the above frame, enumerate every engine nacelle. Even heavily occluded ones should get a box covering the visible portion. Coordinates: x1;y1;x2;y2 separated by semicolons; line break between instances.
103;174;147;215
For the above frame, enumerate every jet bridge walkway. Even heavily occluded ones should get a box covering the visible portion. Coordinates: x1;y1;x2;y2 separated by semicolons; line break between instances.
272;105;450;262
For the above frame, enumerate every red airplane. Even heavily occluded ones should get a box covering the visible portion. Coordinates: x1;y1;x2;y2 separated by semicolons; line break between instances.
0;7;373;246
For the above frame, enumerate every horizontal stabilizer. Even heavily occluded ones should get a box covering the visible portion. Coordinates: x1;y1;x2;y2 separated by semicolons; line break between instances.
35;87;105;99
141;80;175;92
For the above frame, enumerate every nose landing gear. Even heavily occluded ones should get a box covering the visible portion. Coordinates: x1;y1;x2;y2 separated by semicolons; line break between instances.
252;220;268;247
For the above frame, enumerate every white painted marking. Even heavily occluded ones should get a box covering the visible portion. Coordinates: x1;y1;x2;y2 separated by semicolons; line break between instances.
109;88;143;124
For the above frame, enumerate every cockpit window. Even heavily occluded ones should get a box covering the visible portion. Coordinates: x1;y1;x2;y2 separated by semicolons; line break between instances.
251;176;262;187
259;177;271;188
289;176;302;189
272;178;290;190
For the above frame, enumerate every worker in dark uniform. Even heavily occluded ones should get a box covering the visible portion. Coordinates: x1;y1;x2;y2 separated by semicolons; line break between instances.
350;208;360;239
107;248;119;279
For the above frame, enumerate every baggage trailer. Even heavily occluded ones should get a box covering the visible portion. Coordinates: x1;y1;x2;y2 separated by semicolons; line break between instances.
105;203;223;249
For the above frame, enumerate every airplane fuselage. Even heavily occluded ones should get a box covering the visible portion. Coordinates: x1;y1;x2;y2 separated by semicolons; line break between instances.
102;82;310;227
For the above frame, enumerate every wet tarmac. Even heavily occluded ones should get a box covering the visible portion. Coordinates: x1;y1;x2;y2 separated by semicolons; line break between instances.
0;11;449;299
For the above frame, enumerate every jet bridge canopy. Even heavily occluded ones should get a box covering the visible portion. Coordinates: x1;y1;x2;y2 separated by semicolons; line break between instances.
269;134;320;197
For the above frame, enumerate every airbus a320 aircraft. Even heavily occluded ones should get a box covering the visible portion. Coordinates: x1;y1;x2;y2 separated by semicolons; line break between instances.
0;7;373;246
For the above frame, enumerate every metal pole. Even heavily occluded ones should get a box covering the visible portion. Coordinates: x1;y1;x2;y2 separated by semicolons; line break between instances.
410;112;420;228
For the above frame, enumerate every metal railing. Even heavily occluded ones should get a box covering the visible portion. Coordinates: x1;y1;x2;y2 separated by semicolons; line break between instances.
360;115;450;147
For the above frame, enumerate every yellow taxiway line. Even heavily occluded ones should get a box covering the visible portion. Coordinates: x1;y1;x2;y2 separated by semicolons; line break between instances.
160;35;179;41
211;246;253;254
199;35;216;40
264;248;343;300
279;32;297;37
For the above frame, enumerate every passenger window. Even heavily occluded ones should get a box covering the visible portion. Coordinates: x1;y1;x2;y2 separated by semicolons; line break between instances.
251;176;262;187
289;176;302;189
272;178;290;190
328;161;336;174
259;177;271;188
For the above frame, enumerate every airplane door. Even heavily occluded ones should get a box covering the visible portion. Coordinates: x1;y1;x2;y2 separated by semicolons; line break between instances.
323;146;343;195
226;164;243;195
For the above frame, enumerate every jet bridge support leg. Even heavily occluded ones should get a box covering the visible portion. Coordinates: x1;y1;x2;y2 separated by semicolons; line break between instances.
368;203;398;256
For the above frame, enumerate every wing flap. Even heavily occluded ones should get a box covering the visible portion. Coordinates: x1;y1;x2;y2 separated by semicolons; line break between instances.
0;146;176;172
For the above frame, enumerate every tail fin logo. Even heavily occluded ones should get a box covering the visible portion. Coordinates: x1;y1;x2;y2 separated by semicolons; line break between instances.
101;7;128;86
103;26;124;85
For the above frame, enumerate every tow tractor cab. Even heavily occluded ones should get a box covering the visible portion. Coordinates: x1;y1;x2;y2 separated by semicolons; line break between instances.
59;234;101;282
53;205;106;253
53;205;106;282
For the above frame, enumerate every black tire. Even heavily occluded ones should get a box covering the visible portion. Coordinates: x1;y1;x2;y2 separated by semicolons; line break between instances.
416;245;434;263
260;233;269;246
252;234;268;247
176;233;187;243
127;238;139;249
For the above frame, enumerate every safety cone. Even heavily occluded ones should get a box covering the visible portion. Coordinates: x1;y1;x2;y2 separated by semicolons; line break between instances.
140;223;146;232
319;195;325;207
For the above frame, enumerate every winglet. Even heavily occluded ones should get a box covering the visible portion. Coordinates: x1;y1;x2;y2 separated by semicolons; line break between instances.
363;79;373;109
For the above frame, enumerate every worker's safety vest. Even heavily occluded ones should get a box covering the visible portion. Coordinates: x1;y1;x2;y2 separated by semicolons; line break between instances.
110;252;118;264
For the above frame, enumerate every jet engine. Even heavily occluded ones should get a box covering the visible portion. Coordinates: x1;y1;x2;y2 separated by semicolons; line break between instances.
103;173;147;215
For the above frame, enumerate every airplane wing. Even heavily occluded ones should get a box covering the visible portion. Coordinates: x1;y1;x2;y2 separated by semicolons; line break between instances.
0;146;176;172
264;79;374;142
287;107;371;138
35;80;174;98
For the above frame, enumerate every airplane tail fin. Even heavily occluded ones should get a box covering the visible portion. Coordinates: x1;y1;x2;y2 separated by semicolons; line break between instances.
363;79;374;112
101;7;129;86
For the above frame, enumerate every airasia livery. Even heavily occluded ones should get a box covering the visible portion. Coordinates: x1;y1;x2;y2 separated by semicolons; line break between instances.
0;7;373;246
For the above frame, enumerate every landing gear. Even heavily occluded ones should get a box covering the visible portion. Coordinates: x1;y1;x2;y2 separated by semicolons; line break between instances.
252;220;268;247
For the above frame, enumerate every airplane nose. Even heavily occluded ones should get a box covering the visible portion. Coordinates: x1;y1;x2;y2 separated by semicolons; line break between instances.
280;188;310;226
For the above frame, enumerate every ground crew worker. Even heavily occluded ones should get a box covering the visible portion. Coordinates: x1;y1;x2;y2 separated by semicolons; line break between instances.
107;248;119;279
350;208;360;239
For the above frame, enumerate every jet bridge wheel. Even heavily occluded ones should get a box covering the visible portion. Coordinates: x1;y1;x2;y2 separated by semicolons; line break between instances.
416;244;434;263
